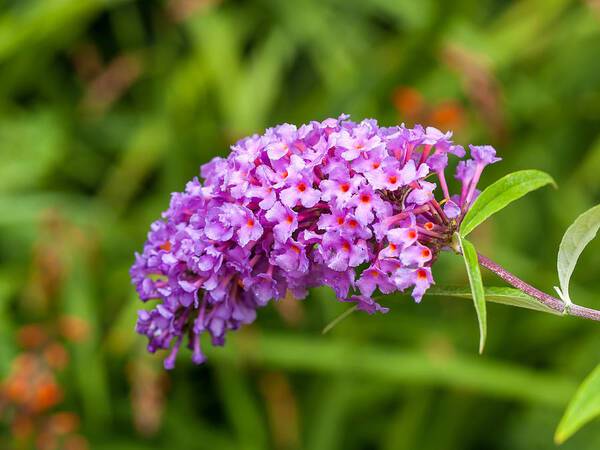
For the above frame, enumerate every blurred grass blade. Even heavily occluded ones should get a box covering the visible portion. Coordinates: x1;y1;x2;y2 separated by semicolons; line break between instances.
367;0;433;30
62;249;111;429
98;119;168;214
322;305;356;334
460;170;556;237
556;204;600;304
0;273;18;377
0;112;64;193
383;389;431;450
235;28;295;130
555;363;600;444
306;379;355;450
0;0;130;63
426;286;560;315
457;234;487;353
164;407;238;450
209;332;577;406
215;364;269;450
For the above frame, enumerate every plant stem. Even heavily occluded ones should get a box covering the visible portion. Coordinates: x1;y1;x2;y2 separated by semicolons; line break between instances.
477;253;600;322
476;254;564;311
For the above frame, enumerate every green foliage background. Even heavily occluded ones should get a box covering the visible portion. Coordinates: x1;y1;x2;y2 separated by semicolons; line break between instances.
1;0;600;448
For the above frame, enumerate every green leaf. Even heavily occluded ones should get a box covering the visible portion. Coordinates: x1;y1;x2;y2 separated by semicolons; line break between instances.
555;363;600;444
556;204;600;305
460;170;556;237
425;286;560;315
457;234;487;353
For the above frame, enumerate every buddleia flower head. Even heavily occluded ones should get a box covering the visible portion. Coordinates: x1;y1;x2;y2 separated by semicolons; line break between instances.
130;115;500;369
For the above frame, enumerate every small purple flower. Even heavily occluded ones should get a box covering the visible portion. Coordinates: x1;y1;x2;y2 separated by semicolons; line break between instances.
233;209;263;247
247;273;279;306
335;127;383;161
455;159;477;185
386;216;418;250
391;266;434;303
470;145;501;166
365;159;428;191
426;153;448;172
350;143;388;174
356;266;396;297
317;210;372;240
400;243;433;267
378;241;402;260
405;181;436;206
265;201;298;243
349;185;391;226
319;231;368;271
270;240;309;273
443;200;461;219
280;173;321;208
204;205;238;242
319;166;361;207
463;145;502;206
246;166;278;210
423;126;452;146
341;295;390;314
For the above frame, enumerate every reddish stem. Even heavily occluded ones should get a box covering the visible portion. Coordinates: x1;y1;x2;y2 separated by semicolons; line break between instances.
477;253;600;322
386;204;431;226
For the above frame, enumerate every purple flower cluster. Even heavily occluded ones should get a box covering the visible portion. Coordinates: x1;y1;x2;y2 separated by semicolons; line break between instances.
130;115;500;368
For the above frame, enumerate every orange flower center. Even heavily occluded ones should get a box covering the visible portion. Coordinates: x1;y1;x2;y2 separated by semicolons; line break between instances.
238;279;245;289
421;249;431;258
291;245;300;254
360;194;370;203
389;175;397;184
247;218;254;227
286;215;293;224
160;241;172;252
348;219;358;228
342;242;351;252
424;222;434;230
340;183;350;193
337;217;344;225
372;163;380;169
408;230;416;239
297;183;307;192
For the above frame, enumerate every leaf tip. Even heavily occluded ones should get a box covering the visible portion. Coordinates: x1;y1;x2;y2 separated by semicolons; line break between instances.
554;430;566;445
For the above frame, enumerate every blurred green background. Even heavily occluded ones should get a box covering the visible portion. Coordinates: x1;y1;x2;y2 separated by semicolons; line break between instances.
1;0;600;448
